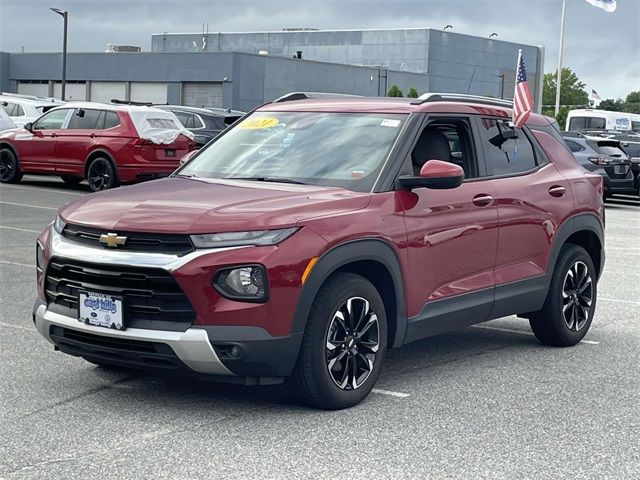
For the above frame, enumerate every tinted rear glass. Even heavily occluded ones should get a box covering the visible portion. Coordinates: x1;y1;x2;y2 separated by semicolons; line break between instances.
597;143;627;158
67;109;105;129
104;112;121;129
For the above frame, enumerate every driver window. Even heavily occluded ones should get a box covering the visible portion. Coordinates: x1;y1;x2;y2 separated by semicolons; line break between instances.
411;118;477;178
33;109;69;130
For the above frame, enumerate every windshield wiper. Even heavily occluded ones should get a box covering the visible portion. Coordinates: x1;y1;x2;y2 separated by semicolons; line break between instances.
224;176;307;185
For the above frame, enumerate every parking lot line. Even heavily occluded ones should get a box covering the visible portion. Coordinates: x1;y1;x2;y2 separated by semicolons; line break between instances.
0;260;35;268
0;320;33;331
600;297;640;305
0;201;58;210
0;184;85;196
0;225;41;234
371;388;410;398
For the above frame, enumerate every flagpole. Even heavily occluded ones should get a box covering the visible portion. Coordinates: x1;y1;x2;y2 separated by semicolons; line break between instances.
554;0;567;116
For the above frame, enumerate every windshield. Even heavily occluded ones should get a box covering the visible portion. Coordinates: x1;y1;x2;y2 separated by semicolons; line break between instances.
178;111;408;191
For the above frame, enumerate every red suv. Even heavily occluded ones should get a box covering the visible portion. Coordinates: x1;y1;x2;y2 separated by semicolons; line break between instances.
33;93;605;409
0;103;196;191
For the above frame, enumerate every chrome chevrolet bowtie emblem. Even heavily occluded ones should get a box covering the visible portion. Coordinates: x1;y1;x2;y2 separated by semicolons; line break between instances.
99;233;127;248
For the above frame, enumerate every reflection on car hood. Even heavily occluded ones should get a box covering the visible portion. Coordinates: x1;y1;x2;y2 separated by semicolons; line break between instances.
59;177;371;234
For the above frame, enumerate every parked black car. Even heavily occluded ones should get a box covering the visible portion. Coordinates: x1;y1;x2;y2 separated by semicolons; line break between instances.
156;105;244;147
562;132;635;199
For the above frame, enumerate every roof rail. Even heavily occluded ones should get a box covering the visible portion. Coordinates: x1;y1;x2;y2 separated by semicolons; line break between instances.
412;92;513;108
110;98;153;106
273;91;362;103
0;91;59;102
560;131;585;138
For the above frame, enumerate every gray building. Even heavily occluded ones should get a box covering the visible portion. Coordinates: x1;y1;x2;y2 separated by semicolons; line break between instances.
152;28;544;105
0;28;543;111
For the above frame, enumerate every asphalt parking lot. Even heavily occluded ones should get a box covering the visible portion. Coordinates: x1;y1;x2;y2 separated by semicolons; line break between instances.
1;176;639;479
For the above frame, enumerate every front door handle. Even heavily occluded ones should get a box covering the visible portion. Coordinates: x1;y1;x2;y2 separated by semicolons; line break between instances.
548;185;566;197
89;133;97;138
472;194;493;207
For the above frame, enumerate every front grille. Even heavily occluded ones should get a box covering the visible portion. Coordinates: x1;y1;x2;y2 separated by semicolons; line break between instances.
45;257;195;330
49;325;184;371
62;223;194;256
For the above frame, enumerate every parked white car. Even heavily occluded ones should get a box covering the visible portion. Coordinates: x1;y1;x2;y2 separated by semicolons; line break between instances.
0;93;63;128
0;106;16;131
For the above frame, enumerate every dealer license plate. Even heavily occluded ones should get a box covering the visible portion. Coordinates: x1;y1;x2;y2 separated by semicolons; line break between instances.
78;291;125;330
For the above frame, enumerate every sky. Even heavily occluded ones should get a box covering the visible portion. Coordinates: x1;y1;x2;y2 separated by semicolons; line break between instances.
0;0;638;99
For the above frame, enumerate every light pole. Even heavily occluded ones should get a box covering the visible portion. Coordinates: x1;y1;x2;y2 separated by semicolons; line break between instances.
50;7;68;101
554;0;567;116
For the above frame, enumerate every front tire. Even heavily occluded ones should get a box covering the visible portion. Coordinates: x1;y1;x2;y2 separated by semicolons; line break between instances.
0;148;23;184
87;157;118;192
294;272;387;410
529;244;597;346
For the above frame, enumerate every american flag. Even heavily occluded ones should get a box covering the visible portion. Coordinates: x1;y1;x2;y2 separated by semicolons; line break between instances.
512;50;533;128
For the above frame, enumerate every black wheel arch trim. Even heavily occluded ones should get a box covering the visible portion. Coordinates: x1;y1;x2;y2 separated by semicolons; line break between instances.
84;148;118;179
290;238;407;349
546;213;604;282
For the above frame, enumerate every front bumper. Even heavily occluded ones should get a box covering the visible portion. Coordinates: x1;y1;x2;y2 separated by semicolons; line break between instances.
33;301;233;376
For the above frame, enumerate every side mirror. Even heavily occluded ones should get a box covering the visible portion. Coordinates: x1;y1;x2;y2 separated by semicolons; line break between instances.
178;149;198;166
399;160;464;190
24;122;33;132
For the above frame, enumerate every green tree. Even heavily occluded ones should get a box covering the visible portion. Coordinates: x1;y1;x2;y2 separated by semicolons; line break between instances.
597;98;624;111
387;85;403;97
623;90;640;114
407;87;420;98
542;68;589;108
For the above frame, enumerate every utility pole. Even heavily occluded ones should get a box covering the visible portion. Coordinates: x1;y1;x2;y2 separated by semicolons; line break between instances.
50;8;68;101
555;0;567;116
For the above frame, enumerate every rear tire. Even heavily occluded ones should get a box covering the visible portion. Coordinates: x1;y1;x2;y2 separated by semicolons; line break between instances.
86;157;118;192
529;244;597;346
0;148;23;184
293;272;387;410
60;175;83;186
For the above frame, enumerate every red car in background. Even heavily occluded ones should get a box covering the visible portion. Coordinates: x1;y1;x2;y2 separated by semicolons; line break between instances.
0;103;196;191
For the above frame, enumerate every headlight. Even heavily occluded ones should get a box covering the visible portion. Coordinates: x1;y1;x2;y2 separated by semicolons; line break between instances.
190;227;298;249
53;215;66;234
213;265;268;302
36;241;45;270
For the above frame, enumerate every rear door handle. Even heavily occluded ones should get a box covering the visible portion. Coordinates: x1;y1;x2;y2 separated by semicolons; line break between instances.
472;194;493;207
548;185;566;197
89;133;97;138
50;133;57;137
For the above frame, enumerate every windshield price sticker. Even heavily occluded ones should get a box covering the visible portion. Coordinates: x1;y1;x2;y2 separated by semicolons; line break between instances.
239;117;280;129
380;119;401;128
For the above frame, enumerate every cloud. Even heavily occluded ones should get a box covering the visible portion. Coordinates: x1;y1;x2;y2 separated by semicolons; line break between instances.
1;0;637;98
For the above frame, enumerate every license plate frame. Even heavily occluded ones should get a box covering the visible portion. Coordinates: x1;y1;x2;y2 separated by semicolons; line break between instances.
78;291;125;330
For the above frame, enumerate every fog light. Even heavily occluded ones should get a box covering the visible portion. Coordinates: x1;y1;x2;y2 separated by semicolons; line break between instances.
213;265;268;302
230;346;240;358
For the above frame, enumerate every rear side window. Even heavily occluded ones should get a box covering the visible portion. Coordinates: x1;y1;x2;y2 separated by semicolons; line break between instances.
565;140;584;153
2;103;25;117
67;109;105;129
103;112;121;129
478;118;537;176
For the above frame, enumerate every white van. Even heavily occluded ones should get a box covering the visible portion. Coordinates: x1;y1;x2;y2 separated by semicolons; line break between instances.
565;109;637;132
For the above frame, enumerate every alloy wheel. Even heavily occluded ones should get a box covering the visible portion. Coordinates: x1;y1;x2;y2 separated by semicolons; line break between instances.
562;261;593;332
0;150;15;182
325;297;380;390
88;160;111;191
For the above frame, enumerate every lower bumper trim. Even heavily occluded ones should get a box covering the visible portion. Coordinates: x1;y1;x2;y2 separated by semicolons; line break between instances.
33;303;234;376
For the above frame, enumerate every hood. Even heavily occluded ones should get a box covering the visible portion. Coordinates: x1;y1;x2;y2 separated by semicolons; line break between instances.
59;177;371;233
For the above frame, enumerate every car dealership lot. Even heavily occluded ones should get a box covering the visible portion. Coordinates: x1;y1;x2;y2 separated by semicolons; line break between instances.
1;177;639;479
